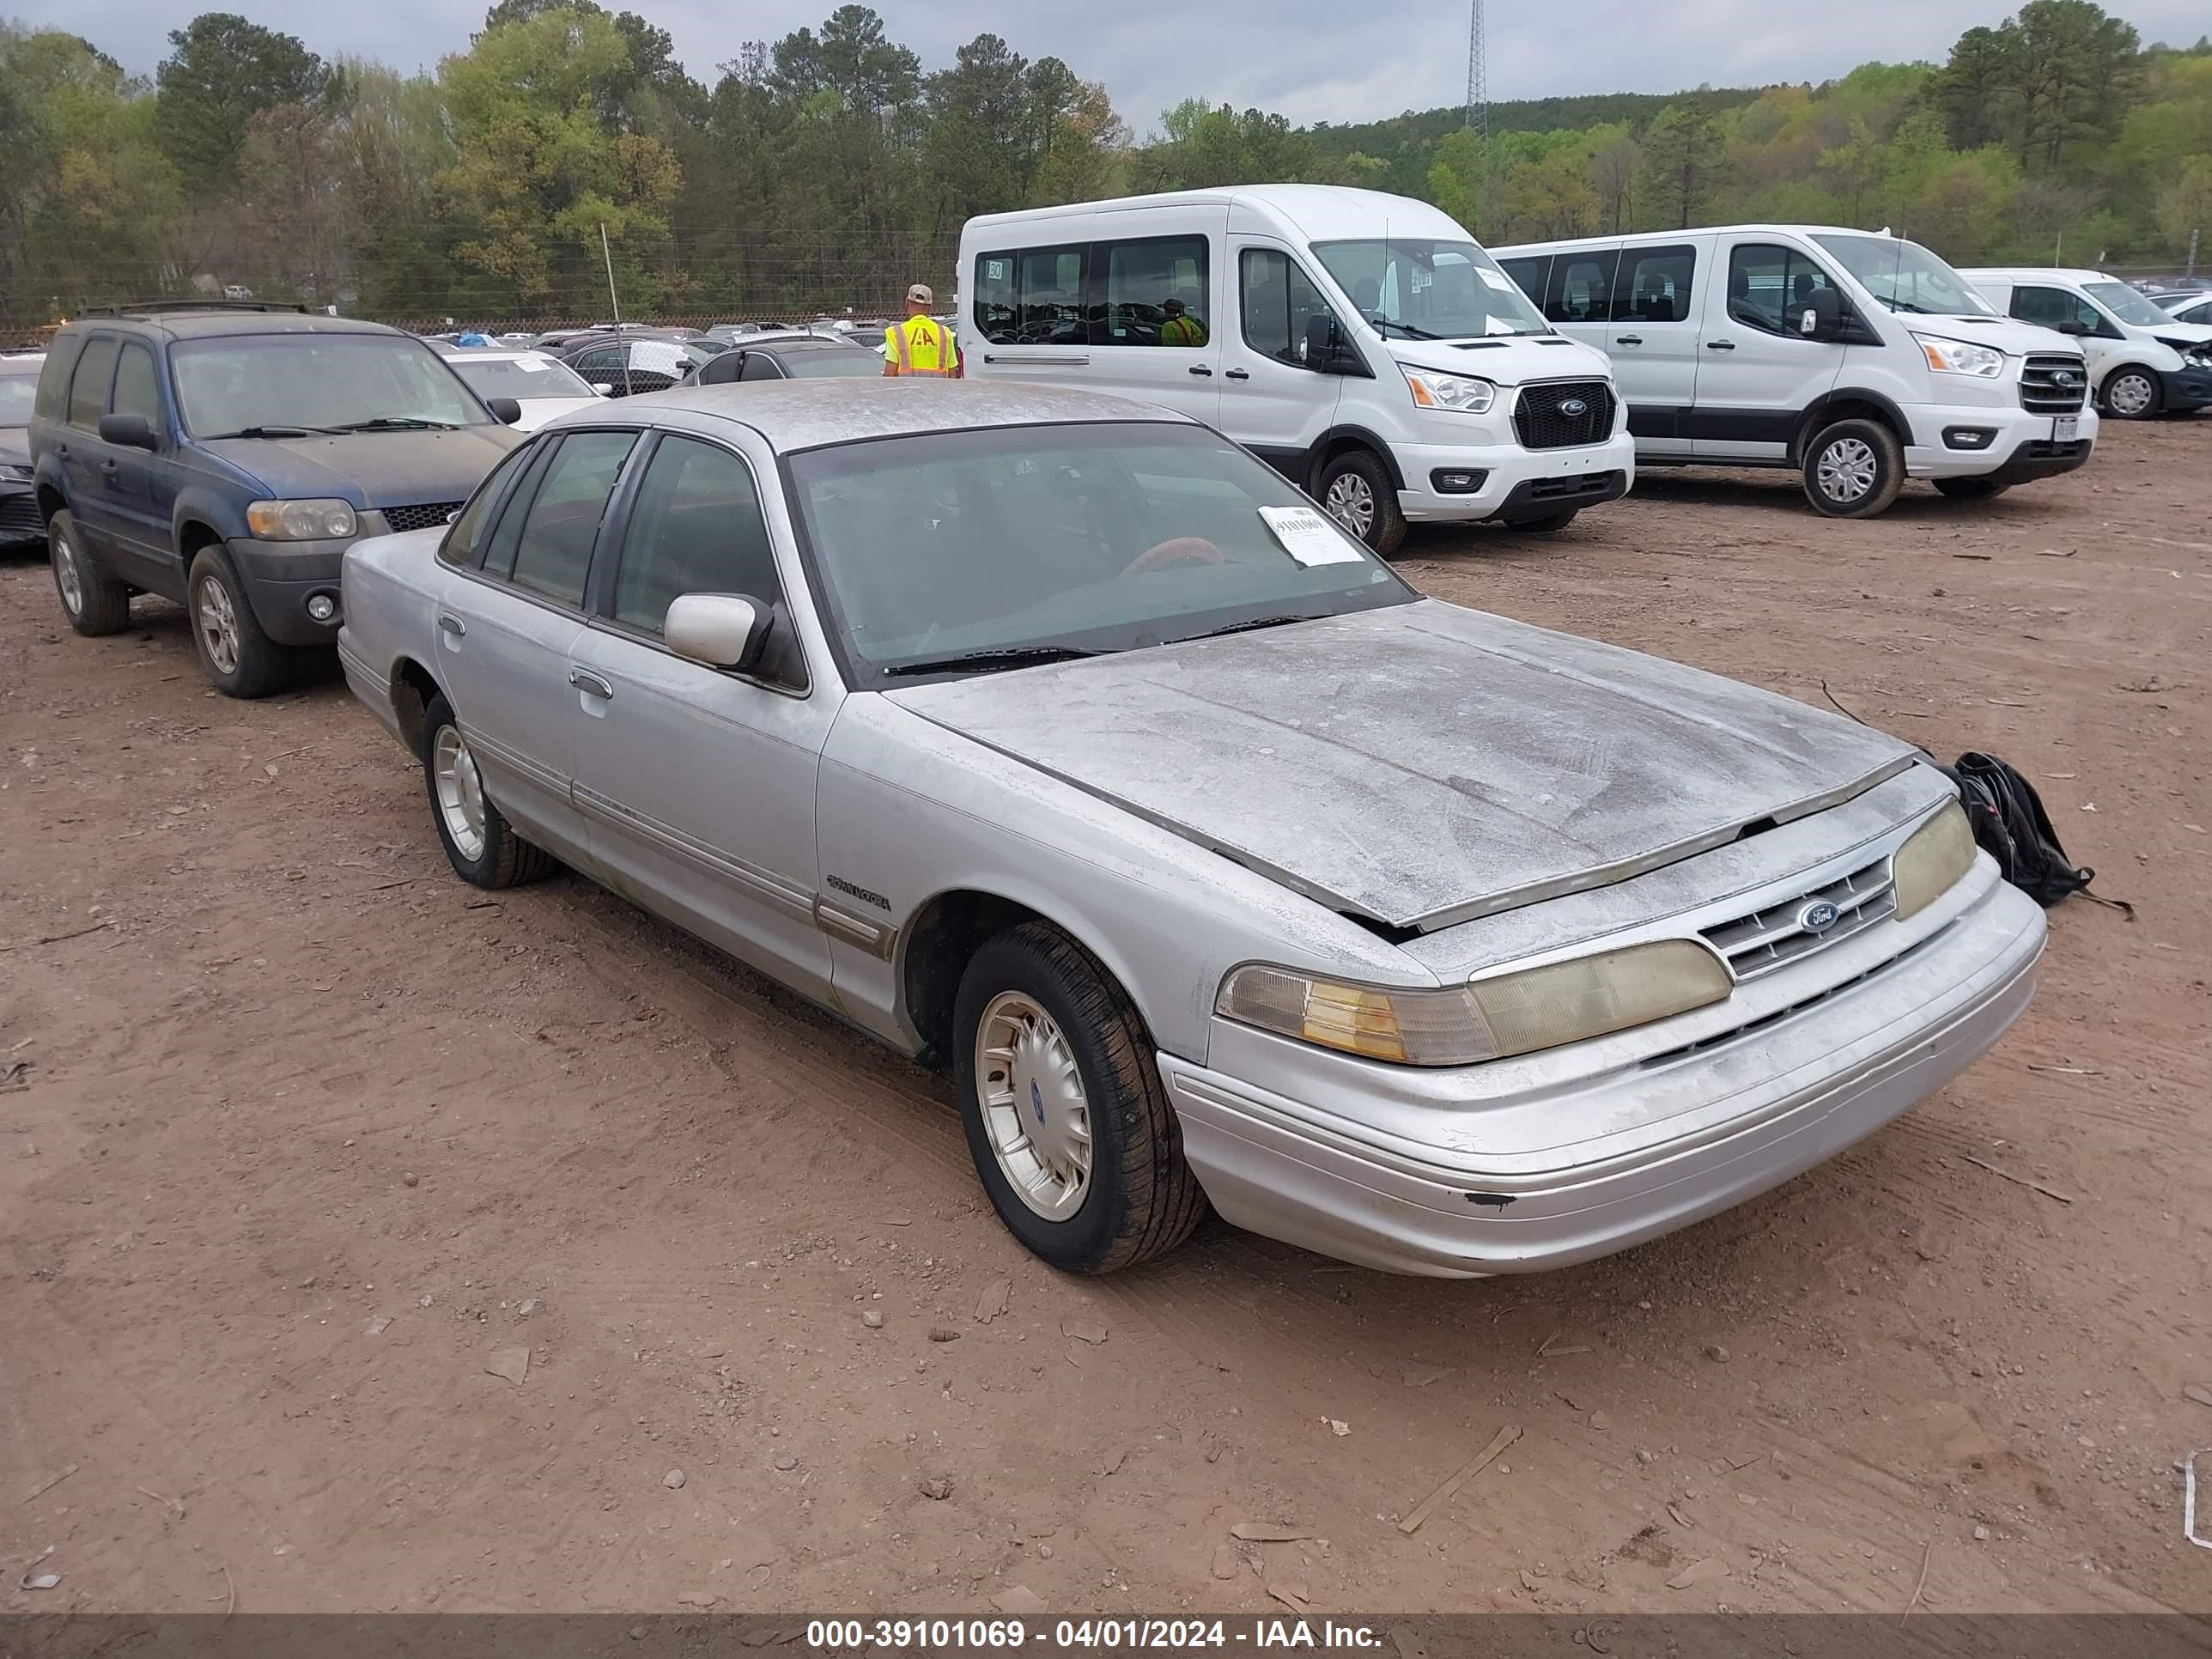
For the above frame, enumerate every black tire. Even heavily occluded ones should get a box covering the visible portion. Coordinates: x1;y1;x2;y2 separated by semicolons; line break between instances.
952;921;1207;1274
2100;365;2160;421
48;508;132;636
1933;477;2009;501
419;693;558;890
1801;418;1905;518
1504;508;1579;532
1315;448;1407;555
185;545;299;698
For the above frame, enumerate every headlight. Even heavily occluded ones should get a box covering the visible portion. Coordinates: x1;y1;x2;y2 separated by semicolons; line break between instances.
1401;364;1497;414
246;498;358;540
1216;939;1732;1066
1914;335;2005;379
1893;800;1978;920
0;462;32;482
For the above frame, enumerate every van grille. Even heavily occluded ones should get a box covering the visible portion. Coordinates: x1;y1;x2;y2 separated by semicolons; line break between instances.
1698;855;1895;980
1514;380;1615;450
2019;356;2088;415
380;501;464;535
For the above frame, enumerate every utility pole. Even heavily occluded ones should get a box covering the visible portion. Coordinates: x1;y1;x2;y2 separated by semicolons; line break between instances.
600;222;623;325
2188;228;2200;281
1465;0;1489;229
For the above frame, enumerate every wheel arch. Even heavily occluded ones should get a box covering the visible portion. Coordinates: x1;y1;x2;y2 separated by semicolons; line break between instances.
388;655;447;755
1792;390;1913;463
1304;426;1406;494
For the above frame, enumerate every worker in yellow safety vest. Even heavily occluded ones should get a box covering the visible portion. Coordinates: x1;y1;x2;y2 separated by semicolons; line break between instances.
883;283;961;377
1159;296;1207;348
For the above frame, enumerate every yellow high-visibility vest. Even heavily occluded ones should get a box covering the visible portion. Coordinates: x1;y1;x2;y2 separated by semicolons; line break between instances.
885;314;959;375
1161;313;1206;347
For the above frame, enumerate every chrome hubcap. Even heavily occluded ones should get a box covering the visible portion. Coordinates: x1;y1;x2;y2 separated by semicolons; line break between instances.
1816;437;1877;503
196;574;240;675
52;531;82;615
975;993;1091;1221
433;724;489;862
2108;374;2153;416
1324;471;1376;538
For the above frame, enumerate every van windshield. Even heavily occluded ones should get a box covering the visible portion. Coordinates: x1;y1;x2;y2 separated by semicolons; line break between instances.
1810;234;1994;317
1311;239;1551;339
2082;281;2179;329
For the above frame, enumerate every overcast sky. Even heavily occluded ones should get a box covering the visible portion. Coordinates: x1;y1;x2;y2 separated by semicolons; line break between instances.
18;0;2209;134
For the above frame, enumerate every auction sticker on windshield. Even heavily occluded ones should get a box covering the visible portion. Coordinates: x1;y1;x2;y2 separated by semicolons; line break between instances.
1259;505;1366;567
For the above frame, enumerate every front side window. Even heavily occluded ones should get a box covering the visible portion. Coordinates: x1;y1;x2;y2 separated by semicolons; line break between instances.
1310;238;1550;340
441;440;539;568
67;337;119;429
1545;251;1620;324
1615;246;1696;322
1811;234;1992;317
1;371;45;428
787;422;1411;687
738;352;783;382
500;430;638;605
112;344;163;430
1726;244;1838;337
1101;237;1210;348
972;246;1088;345
1239;249;1340;369
2010;286;2106;336
612;434;784;644
170;334;489;438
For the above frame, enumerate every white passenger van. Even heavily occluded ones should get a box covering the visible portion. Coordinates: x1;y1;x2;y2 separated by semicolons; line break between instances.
1493;226;2097;514
1958;267;2212;422
957;186;1636;552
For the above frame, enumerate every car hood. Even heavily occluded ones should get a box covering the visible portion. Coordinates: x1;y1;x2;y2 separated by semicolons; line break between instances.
512;396;602;433
885;600;1919;933
1386;332;1612;387
1920;313;2089;357
196;426;523;507
2151;320;2212;356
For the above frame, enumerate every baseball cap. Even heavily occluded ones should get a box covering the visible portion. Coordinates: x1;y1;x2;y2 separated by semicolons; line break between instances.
906;283;934;306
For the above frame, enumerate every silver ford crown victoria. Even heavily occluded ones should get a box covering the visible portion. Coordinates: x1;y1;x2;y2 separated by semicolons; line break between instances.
337;380;2045;1277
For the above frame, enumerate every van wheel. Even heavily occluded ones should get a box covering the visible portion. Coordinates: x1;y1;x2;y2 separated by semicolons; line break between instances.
1802;419;1905;518
953;921;1207;1274
2100;367;2159;420
49;509;132;635
1934;477;2008;501
419;693;558;889
1504;508;1578;532
186;546;298;698
1316;450;1407;555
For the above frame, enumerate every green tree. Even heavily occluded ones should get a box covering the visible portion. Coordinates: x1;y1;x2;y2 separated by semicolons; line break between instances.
1637;100;1721;228
154;13;330;192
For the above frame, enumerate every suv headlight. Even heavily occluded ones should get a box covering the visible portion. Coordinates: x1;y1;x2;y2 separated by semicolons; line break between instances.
1893;800;1978;920
1401;364;1497;414
1914;334;2005;379
1216;939;1732;1066
246;498;358;540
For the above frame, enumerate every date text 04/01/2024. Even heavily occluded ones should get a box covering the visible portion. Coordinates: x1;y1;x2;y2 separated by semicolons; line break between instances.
803;1619;1382;1649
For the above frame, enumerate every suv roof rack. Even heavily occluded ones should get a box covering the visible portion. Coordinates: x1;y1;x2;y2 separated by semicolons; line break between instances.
80;301;312;318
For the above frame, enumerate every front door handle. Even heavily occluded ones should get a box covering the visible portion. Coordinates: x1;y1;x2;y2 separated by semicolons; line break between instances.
1705;339;1736;351
1224;368;1250;380
568;666;614;701
1188;364;1212;377
1613;334;1644;346
437;614;466;638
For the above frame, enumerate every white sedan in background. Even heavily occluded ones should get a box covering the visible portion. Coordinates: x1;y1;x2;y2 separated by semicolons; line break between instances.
438;349;605;432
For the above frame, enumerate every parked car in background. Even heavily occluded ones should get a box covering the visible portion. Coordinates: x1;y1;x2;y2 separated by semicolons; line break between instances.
437;349;606;431
337;380;2041;1277
1962;267;2212;420
29;302;525;696
1;351;44;546
558;335;720;398
2156;291;2212;327
1495;226;2096;512
962;187;1635;551
691;336;882;385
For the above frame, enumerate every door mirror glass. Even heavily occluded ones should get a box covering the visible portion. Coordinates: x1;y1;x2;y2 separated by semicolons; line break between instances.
665;592;769;673
1303;312;1353;372
97;411;158;451
1798;285;1844;342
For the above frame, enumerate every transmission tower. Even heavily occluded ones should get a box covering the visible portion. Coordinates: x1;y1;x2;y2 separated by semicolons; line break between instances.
1464;0;1487;138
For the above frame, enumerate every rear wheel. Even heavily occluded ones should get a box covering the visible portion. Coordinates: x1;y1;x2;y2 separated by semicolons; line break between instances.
186;546;299;698
2100;366;2159;420
49;509;131;636
1933;477;2009;501
419;693;557;889
1801;418;1905;518
1315;448;1407;555
1504;508;1579;533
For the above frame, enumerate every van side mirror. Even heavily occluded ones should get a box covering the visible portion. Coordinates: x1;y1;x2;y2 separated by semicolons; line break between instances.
1303;313;1355;373
98;412;158;451
665;592;769;675
2054;318;2087;337
1798;287;1845;343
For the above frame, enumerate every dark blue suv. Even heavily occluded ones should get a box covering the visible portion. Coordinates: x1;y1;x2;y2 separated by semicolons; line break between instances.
31;304;525;696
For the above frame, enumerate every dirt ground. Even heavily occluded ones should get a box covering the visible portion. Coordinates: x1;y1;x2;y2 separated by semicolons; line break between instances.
3;422;2209;1620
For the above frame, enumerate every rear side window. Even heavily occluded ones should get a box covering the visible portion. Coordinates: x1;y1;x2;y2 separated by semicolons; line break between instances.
1726;244;1837;337
112;343;163;430
504;430;638;606
1545;249;1620;323
972;245;1089;345
1496;255;1549;305
1099;236;1209;347
1614;246;1697;323
441;441;538;568
67;337;120;429
35;334;85;423
738;352;783;382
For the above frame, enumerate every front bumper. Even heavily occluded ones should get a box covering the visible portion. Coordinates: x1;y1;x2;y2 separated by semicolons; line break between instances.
1905;401;2096;478
1984;437;2094;485
1394;428;1638;523
1162;878;2045;1276
2159;363;2212;411
228;536;349;647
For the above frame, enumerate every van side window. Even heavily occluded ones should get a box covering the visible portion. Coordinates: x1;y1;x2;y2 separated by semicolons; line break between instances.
1100;237;1209;347
1726;244;1836;337
1613;246;1696;323
1240;249;1337;369
1545;250;1620;323
2010;285;2107;337
1496;256;1549;306
67;337;120;430
971;246;1089;345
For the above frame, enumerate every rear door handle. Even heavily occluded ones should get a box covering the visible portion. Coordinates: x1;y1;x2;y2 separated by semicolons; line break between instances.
1224;368;1250;380
1188;364;1212;377
1705;339;1736;351
1613;335;1644;346
568;666;614;701
437;614;466;638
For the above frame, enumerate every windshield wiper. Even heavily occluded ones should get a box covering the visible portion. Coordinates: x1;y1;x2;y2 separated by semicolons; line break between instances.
202;424;334;439
881;645;1105;678
1168;613;1327;645
329;416;462;432
1370;319;1447;341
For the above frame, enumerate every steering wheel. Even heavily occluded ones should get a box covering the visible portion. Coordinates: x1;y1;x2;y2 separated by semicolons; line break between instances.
1121;537;1225;576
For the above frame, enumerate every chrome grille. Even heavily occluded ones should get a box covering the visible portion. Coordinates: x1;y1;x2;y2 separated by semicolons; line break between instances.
1699;856;1895;980
2019;355;2088;415
381;501;464;535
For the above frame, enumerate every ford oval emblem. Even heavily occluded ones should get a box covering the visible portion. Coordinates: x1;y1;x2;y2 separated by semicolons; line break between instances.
1559;397;1589;417
2054;370;2078;386
1798;900;1841;933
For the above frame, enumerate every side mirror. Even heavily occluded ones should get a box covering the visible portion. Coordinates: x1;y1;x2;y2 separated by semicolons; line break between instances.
665;592;769;675
592;383;616;397
1303;313;1352;372
486;397;522;426
2055;319;2087;336
98;412;158;451
1797;287;1845;343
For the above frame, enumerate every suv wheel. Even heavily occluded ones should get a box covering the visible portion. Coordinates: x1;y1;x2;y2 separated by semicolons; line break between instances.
186;546;297;698
1801;418;1905;518
1316;449;1407;555
2100;366;2159;420
49;509;132;636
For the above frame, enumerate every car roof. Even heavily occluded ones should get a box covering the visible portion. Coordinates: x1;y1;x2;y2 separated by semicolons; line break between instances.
608;379;1192;453
0;352;43;374
1957;268;2113;285
447;349;562;365
754;337;876;356
66;310;403;342
965;184;1467;245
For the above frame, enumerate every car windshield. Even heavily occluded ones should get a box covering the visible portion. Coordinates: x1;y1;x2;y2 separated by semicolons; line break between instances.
2084;280;2179;328
0;374;36;426
171;335;489;437
452;355;596;399
1310;237;1551;338
781;350;881;379
787;422;1413;685
1811;234;1994;316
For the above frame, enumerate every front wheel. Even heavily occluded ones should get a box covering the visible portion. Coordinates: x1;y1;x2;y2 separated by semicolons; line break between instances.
50;509;132;636
953;922;1206;1273
1315;449;1407;555
186;547;298;698
2100;367;2159;420
1801;419;1905;518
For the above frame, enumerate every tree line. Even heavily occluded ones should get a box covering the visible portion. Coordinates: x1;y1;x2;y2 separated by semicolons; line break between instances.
0;0;2205;331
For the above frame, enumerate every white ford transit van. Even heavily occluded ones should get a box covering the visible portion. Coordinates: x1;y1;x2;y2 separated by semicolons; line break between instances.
1494;226;2097;514
1959;267;2212;421
957;186;1636;552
